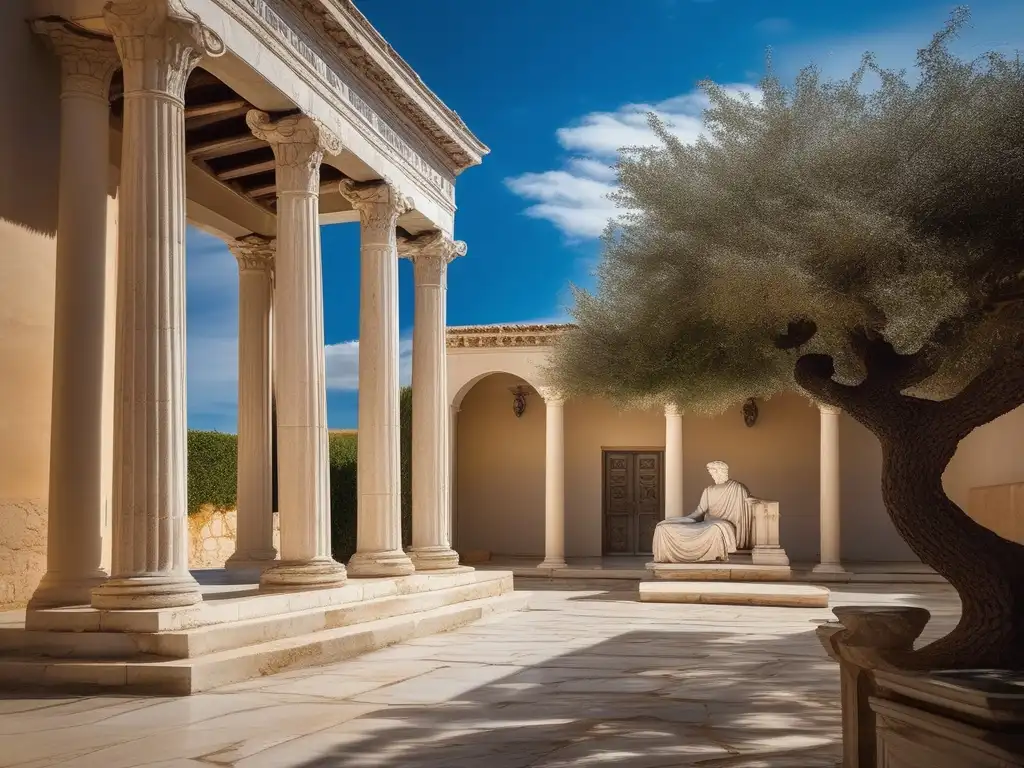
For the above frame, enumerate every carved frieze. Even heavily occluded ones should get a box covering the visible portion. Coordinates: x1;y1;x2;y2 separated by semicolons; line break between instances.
445;324;573;349
232;0;475;206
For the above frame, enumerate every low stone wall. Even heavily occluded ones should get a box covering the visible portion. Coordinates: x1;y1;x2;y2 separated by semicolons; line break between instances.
187;506;280;569
0;500;47;609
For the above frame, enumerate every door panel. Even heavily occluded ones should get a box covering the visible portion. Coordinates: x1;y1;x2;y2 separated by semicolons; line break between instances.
604;452;634;554
603;451;663;555
635;452;662;554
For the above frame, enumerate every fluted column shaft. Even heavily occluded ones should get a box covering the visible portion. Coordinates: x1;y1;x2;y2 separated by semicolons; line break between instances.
340;181;415;577
29;23;119;607
92;3;224;610
247;111;346;591
226;236;277;571
539;388;567;569
399;232;466;571
814;404;847;577
664;404;684;520
450;405;460;550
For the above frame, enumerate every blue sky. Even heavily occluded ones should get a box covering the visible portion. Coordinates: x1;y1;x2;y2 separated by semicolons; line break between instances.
187;0;1024;431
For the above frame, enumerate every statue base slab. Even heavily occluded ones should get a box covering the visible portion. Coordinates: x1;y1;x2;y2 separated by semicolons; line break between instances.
647;553;792;582
639;581;829;608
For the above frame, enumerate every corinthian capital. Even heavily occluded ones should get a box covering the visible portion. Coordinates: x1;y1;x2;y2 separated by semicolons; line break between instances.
104;0;224;99
32;20;120;100
397;230;467;263
338;180;413;236
397;230;466;284
228;235;275;273
247;110;341;195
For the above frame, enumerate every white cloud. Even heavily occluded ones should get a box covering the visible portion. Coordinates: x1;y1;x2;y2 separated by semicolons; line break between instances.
505;85;759;239
325;337;413;391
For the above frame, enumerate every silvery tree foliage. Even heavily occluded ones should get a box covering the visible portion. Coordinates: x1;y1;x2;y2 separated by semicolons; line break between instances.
551;11;1024;670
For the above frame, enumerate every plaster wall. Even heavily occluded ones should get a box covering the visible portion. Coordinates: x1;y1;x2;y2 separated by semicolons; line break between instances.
0;5;60;608
943;404;1024;537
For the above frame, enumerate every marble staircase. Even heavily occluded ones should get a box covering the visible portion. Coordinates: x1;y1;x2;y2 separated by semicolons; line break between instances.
0;569;524;695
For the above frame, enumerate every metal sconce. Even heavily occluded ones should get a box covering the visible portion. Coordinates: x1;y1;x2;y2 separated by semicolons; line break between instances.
742;398;759;428
509;385;530;418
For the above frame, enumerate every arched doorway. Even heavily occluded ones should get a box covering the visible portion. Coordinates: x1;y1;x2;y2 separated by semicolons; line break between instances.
453;373;545;559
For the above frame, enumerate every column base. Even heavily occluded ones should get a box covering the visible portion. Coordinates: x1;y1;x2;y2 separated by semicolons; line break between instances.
408;546;461;572
538;558;567;569
224;551;278;572
347;549;416;578
812;562;851;582
91;574;202;610
28;570;109;609
259;559;347;592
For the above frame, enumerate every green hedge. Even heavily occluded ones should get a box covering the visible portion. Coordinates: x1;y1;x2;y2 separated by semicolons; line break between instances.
187;430;238;514
187;386;413;563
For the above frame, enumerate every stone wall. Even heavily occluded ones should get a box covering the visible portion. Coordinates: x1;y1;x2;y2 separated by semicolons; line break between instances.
187;506;280;569
0;501;47;609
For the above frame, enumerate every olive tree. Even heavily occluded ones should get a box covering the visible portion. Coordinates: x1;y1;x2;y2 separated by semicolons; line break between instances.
550;12;1024;670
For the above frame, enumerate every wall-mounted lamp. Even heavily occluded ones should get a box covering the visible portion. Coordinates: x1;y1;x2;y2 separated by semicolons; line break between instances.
742;398;759;428
509;385;530;418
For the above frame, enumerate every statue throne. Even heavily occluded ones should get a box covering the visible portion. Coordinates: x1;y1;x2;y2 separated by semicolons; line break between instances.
745;498;790;567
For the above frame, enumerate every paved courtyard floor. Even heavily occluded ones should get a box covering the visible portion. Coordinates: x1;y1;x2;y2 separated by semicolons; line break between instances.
1;582;959;768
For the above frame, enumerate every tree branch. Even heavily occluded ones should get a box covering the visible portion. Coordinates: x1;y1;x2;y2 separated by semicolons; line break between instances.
941;350;1024;436
793;353;860;409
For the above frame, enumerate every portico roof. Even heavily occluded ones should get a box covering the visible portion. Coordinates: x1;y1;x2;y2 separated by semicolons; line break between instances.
294;0;490;173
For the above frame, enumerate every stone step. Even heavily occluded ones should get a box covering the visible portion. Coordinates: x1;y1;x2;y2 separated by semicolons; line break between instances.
0;574;512;661
0;591;530;696
23;567;496;633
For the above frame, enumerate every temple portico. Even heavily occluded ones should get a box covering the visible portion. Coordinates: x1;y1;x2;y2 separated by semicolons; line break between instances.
20;0;488;612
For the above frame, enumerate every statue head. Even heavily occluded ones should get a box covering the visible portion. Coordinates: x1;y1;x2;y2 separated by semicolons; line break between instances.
706;461;730;485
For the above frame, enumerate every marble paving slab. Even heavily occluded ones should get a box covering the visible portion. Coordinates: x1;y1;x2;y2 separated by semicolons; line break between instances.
0;582;961;768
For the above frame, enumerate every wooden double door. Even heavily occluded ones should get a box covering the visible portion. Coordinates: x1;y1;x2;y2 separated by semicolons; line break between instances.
603;451;663;555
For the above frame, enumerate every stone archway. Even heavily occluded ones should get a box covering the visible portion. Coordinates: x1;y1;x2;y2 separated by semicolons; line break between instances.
452;373;547;561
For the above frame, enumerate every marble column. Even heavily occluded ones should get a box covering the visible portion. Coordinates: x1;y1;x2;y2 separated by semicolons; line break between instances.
29;23;119;608
539;387;567;569
664;404;684;520
398;231;466;571
814;403;847;576
450;405;460;551
91;2;224;610
339;180;415;577
246;111;346;591
225;236;278;572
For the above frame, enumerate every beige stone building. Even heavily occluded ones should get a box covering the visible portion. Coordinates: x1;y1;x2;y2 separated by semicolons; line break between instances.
1;0;485;610
448;324;1024;568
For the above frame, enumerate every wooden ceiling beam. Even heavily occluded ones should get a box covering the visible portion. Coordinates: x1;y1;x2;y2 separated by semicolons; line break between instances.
185;98;247;119
217;158;275;181
247;183;278;198
187;134;264;160
185;106;251;131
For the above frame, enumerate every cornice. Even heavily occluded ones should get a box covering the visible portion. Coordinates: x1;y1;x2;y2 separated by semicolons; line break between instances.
446;323;574;349
285;0;489;173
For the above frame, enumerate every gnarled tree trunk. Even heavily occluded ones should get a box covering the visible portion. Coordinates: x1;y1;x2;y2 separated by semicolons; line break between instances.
879;431;1024;670
796;345;1024;670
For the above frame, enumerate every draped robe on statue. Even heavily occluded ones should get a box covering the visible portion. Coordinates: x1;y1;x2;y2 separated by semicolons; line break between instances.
653;479;752;563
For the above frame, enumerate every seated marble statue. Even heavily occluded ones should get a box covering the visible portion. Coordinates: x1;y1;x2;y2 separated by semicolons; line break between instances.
653;461;753;563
